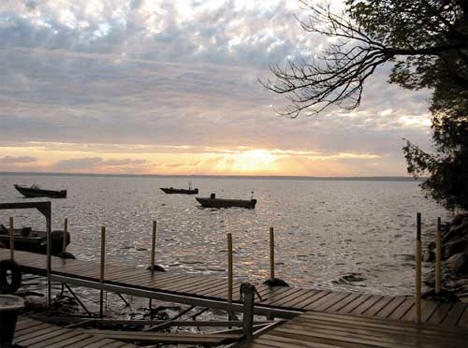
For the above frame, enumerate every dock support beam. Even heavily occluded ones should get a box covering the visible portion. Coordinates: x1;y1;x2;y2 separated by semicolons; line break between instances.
62;218;68;254
241;283;255;343
435;217;442;294
263;227;288;287
415;213;422;324
9;217;14;261
100;226;106;318
227;233;233;303
151;220;156;271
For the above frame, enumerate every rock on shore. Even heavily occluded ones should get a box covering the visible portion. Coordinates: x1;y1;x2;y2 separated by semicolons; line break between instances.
424;214;468;301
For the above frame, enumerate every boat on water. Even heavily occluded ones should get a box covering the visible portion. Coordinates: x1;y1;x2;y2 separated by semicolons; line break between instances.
0;225;70;256
14;184;67;198
196;193;257;209
160;183;199;194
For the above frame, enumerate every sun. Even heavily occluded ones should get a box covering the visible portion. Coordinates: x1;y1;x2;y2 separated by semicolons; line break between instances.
219;149;277;173
240;149;275;163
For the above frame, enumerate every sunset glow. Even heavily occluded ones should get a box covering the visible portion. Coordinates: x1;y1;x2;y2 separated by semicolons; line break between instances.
0;140;390;177
0;0;433;177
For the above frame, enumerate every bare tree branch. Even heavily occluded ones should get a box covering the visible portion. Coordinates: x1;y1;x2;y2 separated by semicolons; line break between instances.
261;1;467;117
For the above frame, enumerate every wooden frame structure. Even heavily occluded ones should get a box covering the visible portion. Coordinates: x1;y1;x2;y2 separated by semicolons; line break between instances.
0;201;52;306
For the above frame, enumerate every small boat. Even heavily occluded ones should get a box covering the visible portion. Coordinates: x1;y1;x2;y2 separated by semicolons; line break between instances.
161;187;199;194
160;182;199;195
0;225;70;256
14;184;67;198
196;193;257;209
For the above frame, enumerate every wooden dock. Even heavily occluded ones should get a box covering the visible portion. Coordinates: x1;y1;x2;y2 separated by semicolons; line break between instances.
14;317;137;348
3;248;467;327
248;311;468;348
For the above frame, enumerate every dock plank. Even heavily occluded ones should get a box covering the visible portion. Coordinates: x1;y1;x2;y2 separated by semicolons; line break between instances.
14;317;137;348
306;292;351;312
442;302;466;326
292;290;331;310
426;302;454;324
4;247;468;336
375;297;407;319
248;311;468;348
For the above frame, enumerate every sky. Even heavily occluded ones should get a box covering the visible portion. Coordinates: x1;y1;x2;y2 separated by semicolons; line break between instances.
0;0;433;176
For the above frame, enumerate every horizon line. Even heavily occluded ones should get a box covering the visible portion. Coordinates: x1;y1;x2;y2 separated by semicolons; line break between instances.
0;171;421;181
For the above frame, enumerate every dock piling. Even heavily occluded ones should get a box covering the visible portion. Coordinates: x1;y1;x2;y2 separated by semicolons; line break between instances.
151;220;156;271
227;233;233;303
9;217;14;261
62;218;68;254
100;226;106;318
269;227;275;280
415;213;422;324
146;220;165;272
435;217;441;294
241;282;255;342
263;227;289;287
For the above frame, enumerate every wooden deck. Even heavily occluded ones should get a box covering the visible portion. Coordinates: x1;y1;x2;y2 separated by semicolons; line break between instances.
3;248;468;328
249;310;468;348
14;317;137;348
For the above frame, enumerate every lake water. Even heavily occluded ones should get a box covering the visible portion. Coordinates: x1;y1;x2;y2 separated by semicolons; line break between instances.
0;173;449;296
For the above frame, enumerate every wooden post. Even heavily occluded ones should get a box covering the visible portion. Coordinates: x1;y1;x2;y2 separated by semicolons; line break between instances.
227;233;233;303
9;217;14;261
62;218;68;254
151;220;156;271
148;220;157;311
415;213;422;324
46;206;52;308
263;227;288;287
100;226;106;318
435;217;442;294
241;283;255;342
269;227;275;280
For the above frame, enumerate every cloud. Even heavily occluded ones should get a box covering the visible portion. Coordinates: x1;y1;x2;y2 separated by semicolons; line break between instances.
53;157;148;170
0;1;434;176
0;156;36;163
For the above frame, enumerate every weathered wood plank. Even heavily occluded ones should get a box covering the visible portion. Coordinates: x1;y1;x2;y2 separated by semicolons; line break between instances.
14;318;137;348
350;295;383;315
175;278;223;293
18;328;80;346
362;296;394;316
292;290;331;310
337;294;373;314
256;334;357;348
34;332;92;348
280;321;465;348
300;311;468;336
80;329;242;344
56;335;105;348
15;325;63;342
387;298;414;321
260;287;298;305
250;311;468;348
442;302;466;327
278;289;319;308
267;288;308;307
426;302;454;325
327;293;363;313
306;292;352;312
375;297;407;319
457;304;468;327
15;319;45;331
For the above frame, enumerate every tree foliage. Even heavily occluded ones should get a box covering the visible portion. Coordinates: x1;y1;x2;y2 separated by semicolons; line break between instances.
403;84;468;210
263;0;468;210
